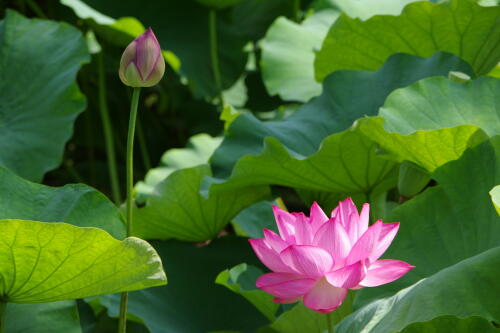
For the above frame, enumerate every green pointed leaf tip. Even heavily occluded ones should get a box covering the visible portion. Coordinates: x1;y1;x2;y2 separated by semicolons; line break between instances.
315;0;500;80
0;10;89;181
0;219;166;303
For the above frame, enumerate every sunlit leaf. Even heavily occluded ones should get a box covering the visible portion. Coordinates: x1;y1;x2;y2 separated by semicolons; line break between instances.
0;219;166;303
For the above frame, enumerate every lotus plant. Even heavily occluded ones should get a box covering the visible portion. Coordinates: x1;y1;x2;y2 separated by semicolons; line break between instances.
117;28;165;333
249;198;414;317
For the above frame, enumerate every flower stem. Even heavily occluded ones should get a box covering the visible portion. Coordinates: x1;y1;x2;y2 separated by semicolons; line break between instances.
208;9;224;108
98;51;121;205
326;311;334;333
117;87;141;333
293;0;301;22
0;301;7;333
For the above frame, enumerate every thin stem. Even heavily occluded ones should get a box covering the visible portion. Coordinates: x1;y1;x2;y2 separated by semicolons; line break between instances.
117;87;141;333
208;9;225;108
126;87;140;237
136;117;152;172
98;51;122;205
326;311;334;333
0;301;7;333
26;0;46;18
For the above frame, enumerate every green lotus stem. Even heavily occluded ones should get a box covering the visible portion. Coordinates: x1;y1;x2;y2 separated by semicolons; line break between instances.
26;0;47;18
209;9;225;107
0;301;6;333
118;87;141;333
98;51;122;205
326;311;334;333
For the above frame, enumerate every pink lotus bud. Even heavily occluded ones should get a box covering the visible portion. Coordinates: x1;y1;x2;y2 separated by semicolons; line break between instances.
249;199;414;313
119;28;165;87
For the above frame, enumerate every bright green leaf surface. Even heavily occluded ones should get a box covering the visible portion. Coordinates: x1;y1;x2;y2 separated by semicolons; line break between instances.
380;77;500;137
261;10;339;102
216;263;279;322
98;237;269;333
210;53;471;194
232;200;279;238
315;0;500;81
360;119;487;172
490;185;500;215
6;302;81;333
0;166;125;239
361;76;500;171
329;0;422;19
346;138;500;329
133;164;270;241
0;219;166;303
0;10;89;181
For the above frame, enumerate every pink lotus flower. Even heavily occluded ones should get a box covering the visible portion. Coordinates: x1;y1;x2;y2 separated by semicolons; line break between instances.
249;198;414;313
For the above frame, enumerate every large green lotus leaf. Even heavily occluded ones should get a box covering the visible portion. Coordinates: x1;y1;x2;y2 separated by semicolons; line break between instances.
0;10;89;181
98;237;269;333
0;219;166;303
211;125;399;195
133;164;270;241
209;53;471;193
315;0;500;81
360;76;500;172
400;316;499;333
6;302;81;333
329;0;423;19
347;138;500;326
261;10;339;102
63;0;292;98
0;166;125;239
337;247;500;333
136;134;222;201
491;185;500;215
232;200;279;238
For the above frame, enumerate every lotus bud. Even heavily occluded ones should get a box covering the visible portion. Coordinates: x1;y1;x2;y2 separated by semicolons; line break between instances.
398;161;431;198
119;28;165;87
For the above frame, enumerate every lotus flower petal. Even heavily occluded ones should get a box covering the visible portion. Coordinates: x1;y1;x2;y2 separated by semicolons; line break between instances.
303;278;348;313
263;228;288;253
369;222;400;263
325;260;367;289
360;259;415;287
248;238;292;273
310;201;329;233
256;272;316;299
280;245;333;277
345;220;383;265
313;219;351;268
272;206;297;243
